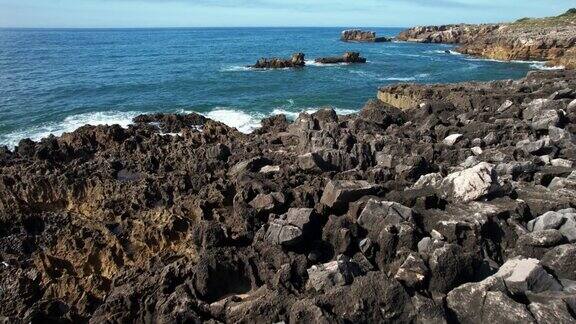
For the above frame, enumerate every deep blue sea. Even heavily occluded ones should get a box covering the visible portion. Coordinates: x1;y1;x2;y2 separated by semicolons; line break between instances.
0;27;559;148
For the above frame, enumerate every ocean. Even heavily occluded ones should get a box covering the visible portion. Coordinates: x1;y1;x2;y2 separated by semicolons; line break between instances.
0;27;558;148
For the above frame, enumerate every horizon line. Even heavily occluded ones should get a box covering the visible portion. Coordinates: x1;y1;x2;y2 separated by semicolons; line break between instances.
0;25;411;30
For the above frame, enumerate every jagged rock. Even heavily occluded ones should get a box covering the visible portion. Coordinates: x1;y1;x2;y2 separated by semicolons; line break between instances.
541;244;576;280
413;172;443;190
515;229;568;258
443;134;463;146
494;257;563;295
265;208;315;246
394;253;428;288
528;300;575;324
315;52;367;64
340;29;390;42
252;53;305;68
306;255;359;291
528;211;576;242
357;199;413;238
249;192;285;213
527;211;566;231
320;180;379;210
439;162;501;202
552;158;574;168
482;291;536;323
428;244;477;293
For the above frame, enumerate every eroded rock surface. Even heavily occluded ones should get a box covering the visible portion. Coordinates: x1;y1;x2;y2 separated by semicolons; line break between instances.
1;70;575;323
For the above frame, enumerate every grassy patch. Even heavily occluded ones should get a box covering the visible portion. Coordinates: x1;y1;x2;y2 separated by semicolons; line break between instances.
510;8;576;28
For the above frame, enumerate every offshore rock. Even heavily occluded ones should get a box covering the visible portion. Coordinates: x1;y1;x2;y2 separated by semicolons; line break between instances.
315;52;367;64
340;29;391;42
251;52;305;68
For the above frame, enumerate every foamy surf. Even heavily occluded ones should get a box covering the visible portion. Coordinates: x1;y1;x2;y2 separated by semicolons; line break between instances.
205;108;264;134
0;111;142;149
304;60;349;67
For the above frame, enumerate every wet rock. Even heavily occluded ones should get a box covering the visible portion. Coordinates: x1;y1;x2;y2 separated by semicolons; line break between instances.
439;162;502;202
315;52;367;64
252;53;305;68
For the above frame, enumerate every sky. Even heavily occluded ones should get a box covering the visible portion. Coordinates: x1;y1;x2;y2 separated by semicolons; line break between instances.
0;0;574;28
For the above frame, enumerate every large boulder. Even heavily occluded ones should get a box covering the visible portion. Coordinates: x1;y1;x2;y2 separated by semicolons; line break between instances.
493;257;563;295
541;244;576;280
528;210;576;243
357;199;413;238
439;162;502;202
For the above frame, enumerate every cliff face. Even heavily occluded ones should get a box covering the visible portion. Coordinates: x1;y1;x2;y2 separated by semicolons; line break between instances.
1;71;576;322
397;10;576;68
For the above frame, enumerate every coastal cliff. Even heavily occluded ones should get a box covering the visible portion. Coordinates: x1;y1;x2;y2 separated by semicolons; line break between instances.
1;70;576;322
397;9;576;69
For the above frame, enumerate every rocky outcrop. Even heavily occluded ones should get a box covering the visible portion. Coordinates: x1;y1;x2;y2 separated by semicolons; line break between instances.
1;70;576;322
251;52;305;68
340;29;391;42
315;52;367;64
397;10;576;69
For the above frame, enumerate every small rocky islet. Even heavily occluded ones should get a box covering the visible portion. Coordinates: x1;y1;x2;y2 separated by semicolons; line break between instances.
2;11;576;324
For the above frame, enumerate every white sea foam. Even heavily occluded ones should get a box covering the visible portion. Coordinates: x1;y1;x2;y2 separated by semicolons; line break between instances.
379;73;429;82
304;60;349;67
205;108;264;133
271;107;357;120
0;111;141;149
529;62;565;70
427;49;462;55
220;65;253;72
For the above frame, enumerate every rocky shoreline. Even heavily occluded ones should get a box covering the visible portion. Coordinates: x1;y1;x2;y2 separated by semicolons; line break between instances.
1;69;576;323
397;9;576;69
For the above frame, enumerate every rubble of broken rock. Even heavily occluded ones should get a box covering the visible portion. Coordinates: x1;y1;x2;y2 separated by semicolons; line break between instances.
1;69;576;323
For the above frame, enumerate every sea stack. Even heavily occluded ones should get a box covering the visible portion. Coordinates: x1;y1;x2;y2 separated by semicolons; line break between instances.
341;29;391;42
251;52;305;68
315;52;367;64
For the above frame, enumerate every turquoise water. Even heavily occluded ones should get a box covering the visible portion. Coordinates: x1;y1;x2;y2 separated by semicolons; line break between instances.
0;27;552;148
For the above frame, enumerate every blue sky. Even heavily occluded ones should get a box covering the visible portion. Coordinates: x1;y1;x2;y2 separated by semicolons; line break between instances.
0;0;574;28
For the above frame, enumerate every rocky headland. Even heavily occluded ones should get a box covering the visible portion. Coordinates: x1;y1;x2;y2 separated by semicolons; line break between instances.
341;29;391;43
397;9;576;69
1;69;576;323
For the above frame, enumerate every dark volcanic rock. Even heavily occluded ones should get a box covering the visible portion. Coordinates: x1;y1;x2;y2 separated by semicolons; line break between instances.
251;52;305;69
1;70;576;323
315;52;367;64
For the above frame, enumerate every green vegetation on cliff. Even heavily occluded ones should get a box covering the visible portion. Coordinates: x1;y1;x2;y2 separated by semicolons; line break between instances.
512;8;576;28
